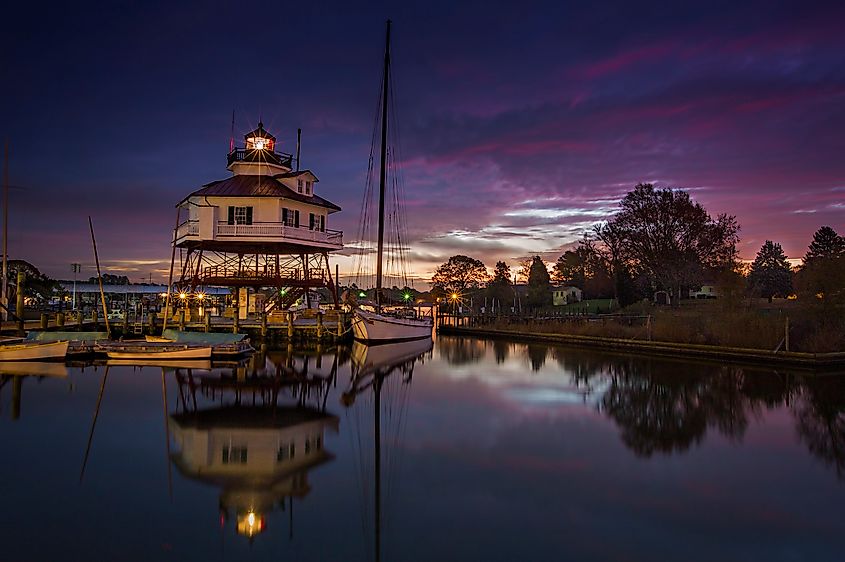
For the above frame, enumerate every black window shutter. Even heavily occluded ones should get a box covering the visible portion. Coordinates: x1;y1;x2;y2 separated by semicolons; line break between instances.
294;210;300;228
309;213;315;230
227;206;235;225
246;207;253;225
282;208;288;224
320;215;325;232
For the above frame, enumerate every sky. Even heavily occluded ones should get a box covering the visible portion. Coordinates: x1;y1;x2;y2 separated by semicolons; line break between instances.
1;0;843;284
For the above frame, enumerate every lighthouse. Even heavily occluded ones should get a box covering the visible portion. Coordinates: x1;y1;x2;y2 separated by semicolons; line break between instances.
173;122;343;316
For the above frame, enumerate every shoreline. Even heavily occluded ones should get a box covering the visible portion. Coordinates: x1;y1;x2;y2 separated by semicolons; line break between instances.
437;326;845;369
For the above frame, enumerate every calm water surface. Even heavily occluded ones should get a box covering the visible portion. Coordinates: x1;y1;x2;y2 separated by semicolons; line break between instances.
1;336;844;561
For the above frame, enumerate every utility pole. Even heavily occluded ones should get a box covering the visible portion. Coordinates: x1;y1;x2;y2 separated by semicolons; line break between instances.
72;263;81;311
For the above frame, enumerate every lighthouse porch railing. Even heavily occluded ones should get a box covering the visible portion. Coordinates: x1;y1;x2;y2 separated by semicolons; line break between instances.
175;220;343;248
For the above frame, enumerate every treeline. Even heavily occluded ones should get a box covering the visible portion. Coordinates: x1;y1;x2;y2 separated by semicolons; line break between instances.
429;183;845;313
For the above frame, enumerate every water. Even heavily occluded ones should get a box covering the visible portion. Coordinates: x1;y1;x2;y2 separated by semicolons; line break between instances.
1;336;843;561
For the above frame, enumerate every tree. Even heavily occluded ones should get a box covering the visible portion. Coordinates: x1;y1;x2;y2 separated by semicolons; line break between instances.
515;258;532;283
553;248;588;287
526;256;551;309
586;183;740;304
6;260;64;307
430;255;489;296
796;226;845;313
748;240;792;302
486;261;513;308
804;226;845;263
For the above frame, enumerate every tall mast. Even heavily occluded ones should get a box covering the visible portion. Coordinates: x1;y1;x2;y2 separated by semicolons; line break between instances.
375;19;391;312
2;140;8;322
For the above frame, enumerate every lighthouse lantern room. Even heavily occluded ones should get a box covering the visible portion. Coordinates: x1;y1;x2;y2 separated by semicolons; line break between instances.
173;121;343;314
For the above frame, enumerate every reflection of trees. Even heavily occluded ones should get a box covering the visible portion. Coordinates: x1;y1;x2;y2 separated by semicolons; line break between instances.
600;360;793;458
793;376;845;479
492;340;509;364
438;336;485;366
550;348;612;387
526;344;548;372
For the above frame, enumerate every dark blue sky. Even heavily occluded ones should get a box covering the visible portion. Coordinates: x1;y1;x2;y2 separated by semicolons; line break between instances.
2;0;843;281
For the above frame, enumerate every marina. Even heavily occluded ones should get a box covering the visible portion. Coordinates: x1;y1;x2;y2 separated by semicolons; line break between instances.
2;4;844;561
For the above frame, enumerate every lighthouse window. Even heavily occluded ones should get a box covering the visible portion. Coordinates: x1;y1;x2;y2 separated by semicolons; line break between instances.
297;180;303;193
222;445;248;464
277;442;295;462
319;215;325;232
282;207;295;227
309;213;316;230
227;206;253;225
305;181;312;195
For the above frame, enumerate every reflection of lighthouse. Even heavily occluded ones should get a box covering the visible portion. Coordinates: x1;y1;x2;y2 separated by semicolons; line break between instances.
168;359;338;540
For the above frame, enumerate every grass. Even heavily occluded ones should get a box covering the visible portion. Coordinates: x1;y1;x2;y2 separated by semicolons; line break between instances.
551;299;617;314
479;299;845;353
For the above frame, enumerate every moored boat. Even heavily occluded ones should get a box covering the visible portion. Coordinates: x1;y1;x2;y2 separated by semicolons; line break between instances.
145;329;254;357
97;341;212;360
352;309;432;343
350;22;433;344
0;340;69;361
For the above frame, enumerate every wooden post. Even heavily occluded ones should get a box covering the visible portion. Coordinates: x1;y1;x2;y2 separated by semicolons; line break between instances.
317;311;323;339
232;301;239;334
16;271;25;336
287;311;294;338
162;208;180;332
122;311;129;333
260;312;267;337
92;309;98;330
40;313;48;330
148;311;156;333
57;312;65;328
337;311;343;337
785;316;790;352
204;311;211;333
646;315;651;341
179;310;186;331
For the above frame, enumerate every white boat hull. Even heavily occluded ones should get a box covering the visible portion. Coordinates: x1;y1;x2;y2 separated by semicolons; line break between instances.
0;340;69;361
352;310;432;343
106;348;212;360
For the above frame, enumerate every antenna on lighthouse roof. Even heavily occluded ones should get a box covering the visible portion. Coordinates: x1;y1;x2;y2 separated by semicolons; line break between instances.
229;109;235;153
296;128;302;171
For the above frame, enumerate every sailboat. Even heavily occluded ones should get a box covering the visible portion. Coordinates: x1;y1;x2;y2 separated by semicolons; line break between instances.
351;21;433;344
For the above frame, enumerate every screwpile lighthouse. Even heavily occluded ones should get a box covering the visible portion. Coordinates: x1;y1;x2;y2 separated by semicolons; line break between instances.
173;122;343;316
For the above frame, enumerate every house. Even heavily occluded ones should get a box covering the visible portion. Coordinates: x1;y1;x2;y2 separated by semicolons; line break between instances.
691;284;719;299
552;286;583;305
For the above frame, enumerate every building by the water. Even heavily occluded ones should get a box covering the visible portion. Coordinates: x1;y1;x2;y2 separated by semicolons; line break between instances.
173;122;344;318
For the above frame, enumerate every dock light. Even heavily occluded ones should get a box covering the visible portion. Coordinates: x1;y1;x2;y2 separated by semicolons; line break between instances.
178;292;187;300
451;293;458;301
403;293;411;301
359;291;366;298
280;289;287;295
195;292;205;300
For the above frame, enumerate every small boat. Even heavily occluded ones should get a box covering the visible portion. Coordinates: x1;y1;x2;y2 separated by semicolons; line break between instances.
145;329;254;357
98;341;212;360
0;340;69;361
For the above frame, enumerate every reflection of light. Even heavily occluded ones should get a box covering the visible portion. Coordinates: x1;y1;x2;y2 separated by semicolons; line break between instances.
236;510;265;537
247;512;255;526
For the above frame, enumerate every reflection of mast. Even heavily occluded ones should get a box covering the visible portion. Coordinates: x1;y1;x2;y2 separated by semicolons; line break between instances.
80;366;109;483
343;338;431;562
